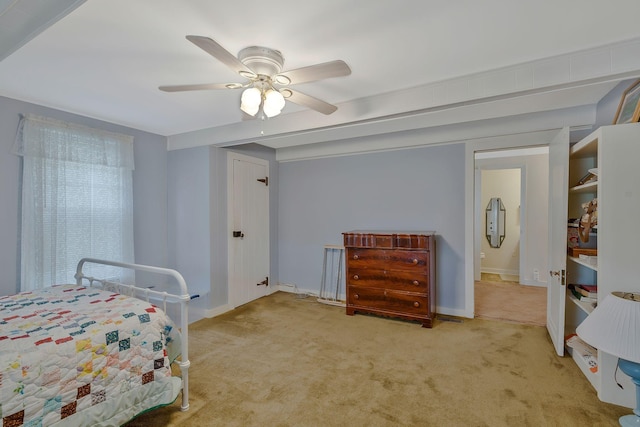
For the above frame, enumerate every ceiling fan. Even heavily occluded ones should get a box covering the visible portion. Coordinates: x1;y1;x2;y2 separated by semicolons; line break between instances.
159;35;351;118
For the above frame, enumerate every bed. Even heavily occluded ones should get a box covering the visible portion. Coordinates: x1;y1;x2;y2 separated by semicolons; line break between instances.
0;258;191;427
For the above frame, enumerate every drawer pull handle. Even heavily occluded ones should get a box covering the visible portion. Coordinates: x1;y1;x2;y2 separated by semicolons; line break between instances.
412;259;418;265
413;301;420;308
353;254;359;260
354;294;359;300
353;275;359;280
412;280;419;286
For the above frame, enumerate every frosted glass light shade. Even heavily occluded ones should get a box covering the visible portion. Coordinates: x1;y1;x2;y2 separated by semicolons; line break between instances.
263;89;285;118
576;292;640;363
240;87;261;116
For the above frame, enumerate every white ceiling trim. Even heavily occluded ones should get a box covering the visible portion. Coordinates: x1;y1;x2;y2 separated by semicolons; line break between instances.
0;0;86;61
274;105;595;162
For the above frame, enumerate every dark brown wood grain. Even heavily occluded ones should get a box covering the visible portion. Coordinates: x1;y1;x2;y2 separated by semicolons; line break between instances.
343;231;436;328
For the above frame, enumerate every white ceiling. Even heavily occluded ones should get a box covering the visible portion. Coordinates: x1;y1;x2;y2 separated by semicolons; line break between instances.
1;0;640;149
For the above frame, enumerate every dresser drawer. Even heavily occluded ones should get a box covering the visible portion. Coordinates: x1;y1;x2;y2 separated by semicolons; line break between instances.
347;248;429;272
347;268;428;292
347;287;428;316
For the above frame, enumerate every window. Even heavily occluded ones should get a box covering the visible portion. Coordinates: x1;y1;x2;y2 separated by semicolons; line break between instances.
13;114;135;290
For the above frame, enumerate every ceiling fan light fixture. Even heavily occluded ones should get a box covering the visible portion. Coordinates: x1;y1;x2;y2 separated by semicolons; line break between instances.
239;70;257;79
263;89;286;118
274;74;291;85
240;87;261;116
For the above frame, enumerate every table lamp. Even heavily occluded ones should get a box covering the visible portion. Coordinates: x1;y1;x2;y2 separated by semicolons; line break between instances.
576;292;640;426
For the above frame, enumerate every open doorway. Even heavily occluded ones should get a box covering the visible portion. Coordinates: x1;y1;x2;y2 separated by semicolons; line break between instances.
473;147;548;325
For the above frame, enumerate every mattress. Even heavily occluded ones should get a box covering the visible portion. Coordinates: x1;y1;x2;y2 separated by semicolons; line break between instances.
0;285;182;427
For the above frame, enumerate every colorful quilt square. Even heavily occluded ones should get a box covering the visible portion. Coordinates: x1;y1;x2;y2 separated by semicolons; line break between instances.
24;416;44;427
3;410;25;427
154;358;165;369
105;330;119;345
61;401;77;419
119;338;130;351
91;390;106;405
43;396;62;415
77;383;91;399
142;371;154;384
138;313;150;323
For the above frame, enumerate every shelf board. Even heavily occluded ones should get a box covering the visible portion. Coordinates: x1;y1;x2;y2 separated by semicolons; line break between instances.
566;346;599;390
567;223;597;230
569;181;598;194
570;131;599;158
568;292;595;315
568;256;598;271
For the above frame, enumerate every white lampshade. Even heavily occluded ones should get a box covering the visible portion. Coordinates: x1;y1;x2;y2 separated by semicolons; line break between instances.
576;292;640;363
262;89;285;118
240;87;261;116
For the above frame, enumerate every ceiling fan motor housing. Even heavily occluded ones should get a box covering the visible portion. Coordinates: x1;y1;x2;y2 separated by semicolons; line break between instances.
238;46;284;77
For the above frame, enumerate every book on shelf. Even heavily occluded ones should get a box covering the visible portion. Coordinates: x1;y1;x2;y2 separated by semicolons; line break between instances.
568;285;597;307
565;334;598;373
570;283;597;298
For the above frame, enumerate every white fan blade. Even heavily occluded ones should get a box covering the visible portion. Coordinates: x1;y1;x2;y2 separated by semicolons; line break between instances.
275;60;351;85
285;89;338;115
186;35;256;77
159;83;235;92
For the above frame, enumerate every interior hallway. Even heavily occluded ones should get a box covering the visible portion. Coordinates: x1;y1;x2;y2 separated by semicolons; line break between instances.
475;273;546;326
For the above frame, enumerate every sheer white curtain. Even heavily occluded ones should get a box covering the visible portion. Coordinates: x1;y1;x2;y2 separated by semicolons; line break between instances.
13;114;135;291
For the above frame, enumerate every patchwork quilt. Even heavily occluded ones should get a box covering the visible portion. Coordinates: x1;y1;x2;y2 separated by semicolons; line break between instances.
0;285;181;427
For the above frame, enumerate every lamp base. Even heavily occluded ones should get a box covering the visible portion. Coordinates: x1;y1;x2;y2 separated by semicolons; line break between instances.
620;414;640;426
618;359;640;427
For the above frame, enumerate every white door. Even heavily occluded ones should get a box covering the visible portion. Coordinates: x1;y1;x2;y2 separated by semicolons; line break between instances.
227;152;270;308
546;128;569;356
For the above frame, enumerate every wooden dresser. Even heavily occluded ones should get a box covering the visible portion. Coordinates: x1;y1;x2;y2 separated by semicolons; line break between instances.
342;230;436;328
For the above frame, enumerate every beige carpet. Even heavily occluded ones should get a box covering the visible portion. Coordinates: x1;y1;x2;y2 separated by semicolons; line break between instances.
125;291;626;427
475;275;547;326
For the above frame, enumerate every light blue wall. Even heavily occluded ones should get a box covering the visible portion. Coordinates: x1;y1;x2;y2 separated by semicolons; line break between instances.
167;146;211;298
278;141;466;312
0;96;168;296
165;143;278;311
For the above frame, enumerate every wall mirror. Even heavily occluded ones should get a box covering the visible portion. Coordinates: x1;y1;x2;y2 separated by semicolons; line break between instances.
486;197;506;248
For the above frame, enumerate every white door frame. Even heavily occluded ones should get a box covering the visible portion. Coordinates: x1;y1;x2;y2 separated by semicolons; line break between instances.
464;129;562;318
226;151;271;308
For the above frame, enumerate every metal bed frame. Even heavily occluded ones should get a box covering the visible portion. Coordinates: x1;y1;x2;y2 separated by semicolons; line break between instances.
74;257;191;412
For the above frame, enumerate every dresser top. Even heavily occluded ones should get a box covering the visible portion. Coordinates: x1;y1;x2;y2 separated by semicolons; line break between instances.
343;230;435;236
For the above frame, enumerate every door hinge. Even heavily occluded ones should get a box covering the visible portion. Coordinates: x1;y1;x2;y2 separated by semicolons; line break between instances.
257;277;269;286
257;177;268;186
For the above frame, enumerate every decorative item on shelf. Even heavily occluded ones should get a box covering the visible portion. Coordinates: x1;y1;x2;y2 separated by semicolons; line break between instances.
579;198;598;243
576;170;598;186
613;79;640;125
576;292;640;426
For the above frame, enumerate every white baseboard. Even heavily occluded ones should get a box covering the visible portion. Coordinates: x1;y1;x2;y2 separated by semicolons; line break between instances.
277;283;319;297
481;267;519;276
520;279;547;288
